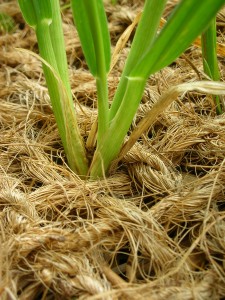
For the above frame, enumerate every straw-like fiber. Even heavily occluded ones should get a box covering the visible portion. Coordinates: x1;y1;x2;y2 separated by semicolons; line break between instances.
1;0;225;299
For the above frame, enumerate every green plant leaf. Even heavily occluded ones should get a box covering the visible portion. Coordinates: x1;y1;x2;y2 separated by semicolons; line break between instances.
49;0;71;96
71;0;111;145
71;0;111;76
201;18;222;114
109;0;167;120
18;0;52;28
131;0;225;78
202;19;220;81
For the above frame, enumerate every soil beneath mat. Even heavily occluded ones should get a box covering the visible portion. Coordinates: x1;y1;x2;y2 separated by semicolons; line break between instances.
1;1;225;299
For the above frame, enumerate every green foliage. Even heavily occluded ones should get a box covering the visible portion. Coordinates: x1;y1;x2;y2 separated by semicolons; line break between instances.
18;0;225;179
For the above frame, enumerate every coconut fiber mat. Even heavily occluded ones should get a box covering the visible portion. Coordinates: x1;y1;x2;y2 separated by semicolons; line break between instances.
1;1;225;299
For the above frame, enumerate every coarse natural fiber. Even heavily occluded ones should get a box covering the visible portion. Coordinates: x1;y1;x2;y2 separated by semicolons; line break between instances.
0;1;225;299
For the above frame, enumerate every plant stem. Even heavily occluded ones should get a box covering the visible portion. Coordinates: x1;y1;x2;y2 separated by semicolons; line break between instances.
86;1;110;144
50;0;71;97
90;77;146;178
201;17;222;114
109;0;167;121
18;0;89;176
36;19;88;176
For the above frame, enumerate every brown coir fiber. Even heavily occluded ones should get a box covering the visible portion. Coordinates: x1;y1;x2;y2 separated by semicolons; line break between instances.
1;1;225;299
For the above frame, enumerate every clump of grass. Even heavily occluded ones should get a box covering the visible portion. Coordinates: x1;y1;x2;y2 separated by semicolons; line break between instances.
18;0;225;179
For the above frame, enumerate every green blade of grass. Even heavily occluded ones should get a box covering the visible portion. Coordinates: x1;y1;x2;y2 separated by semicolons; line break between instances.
71;0;110;76
18;0;51;28
71;0;111;143
18;0;89;176
201;18;222;114
130;0;225;78
49;0;72;98
47;0;88;175
109;0;167;120
202;18;220;79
